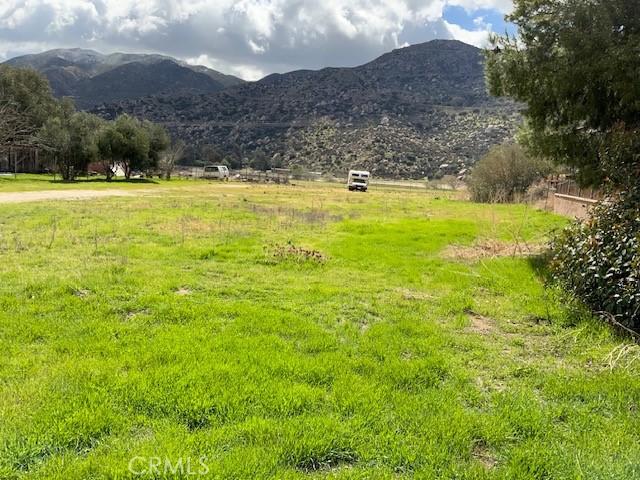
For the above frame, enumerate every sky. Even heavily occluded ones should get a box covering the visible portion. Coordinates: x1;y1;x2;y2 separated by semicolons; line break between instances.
0;1;515;81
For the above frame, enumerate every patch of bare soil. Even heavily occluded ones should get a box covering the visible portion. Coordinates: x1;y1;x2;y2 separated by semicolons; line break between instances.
441;239;543;261
0;189;142;204
396;288;434;301
465;309;496;335
472;444;498;469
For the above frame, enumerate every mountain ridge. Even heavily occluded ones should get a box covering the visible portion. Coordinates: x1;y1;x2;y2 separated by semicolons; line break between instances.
4;48;245;108
95;39;519;178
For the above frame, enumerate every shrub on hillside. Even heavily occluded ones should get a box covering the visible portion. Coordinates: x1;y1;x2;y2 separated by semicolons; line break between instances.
550;187;640;332
468;143;552;203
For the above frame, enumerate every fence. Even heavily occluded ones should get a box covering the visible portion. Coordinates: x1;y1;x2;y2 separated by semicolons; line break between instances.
0;147;50;174
548;178;602;219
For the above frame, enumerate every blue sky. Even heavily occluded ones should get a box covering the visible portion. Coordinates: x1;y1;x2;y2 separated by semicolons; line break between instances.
443;5;517;37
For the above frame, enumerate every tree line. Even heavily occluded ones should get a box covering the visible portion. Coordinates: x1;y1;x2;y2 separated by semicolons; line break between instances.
0;64;177;181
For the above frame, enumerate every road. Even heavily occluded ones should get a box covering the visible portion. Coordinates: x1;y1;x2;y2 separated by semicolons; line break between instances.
0;189;140;204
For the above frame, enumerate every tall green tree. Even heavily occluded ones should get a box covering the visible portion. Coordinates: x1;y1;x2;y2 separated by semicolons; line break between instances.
98;116;168;180
40;100;103;181
485;0;640;187
0;65;57;150
116;115;150;179
96;122;122;181
99;115;150;180
143;120;170;173
250;149;271;171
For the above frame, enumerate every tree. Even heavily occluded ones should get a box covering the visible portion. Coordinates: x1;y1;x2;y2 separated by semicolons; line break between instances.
97;116;169;180
0;65;57;133
468;143;552;203
143;120;170;173
159;140;185;180
200;144;224;166
225;154;243;170
487;1;640;331
40;100;102;181
0;102;34;151
96;122;122;181
485;0;640;187
250;149;271;171
103;115;150;180
0;65;57;155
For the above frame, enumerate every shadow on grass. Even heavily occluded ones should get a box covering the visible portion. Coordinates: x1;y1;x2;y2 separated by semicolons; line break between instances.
48;178;160;185
0;174;160;185
527;250;554;282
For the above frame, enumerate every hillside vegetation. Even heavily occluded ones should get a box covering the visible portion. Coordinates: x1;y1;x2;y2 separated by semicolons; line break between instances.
94;41;519;178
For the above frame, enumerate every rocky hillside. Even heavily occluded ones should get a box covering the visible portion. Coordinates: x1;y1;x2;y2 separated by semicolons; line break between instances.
4;49;244;109
95;40;519;178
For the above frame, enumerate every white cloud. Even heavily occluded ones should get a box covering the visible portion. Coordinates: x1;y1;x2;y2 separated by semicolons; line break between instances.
0;0;513;79
185;53;265;81
247;39;266;54
447;0;512;14
443;20;491;47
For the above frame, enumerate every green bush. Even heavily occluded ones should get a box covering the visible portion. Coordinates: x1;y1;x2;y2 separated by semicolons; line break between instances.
468;143;552;203
550;187;640;332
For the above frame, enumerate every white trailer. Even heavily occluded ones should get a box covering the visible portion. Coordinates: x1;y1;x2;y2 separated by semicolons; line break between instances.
347;170;370;192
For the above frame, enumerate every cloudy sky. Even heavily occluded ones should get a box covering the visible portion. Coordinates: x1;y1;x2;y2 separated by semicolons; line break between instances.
0;1;515;80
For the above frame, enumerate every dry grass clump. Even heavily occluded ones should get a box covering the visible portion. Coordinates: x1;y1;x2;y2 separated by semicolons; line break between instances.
442;238;543;261
266;242;327;264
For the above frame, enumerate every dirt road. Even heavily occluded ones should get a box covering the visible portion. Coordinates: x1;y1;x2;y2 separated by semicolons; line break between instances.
0;189;140;204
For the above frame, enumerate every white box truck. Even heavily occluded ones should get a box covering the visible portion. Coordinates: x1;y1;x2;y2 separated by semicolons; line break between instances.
347;170;370;192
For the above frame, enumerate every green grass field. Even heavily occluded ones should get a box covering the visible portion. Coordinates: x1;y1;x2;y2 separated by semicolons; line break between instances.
1;179;639;479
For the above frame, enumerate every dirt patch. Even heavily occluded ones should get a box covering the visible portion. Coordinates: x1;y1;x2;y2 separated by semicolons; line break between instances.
472;444;498;469
125;308;150;320
175;287;192;296
465;309;496;334
72;288;90;298
396;288;434;301
0;189;145;204
359;320;370;333
441;239;543;261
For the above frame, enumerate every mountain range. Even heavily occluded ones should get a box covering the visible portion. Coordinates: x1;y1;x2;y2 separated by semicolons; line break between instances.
5;41;520;178
4;49;244;109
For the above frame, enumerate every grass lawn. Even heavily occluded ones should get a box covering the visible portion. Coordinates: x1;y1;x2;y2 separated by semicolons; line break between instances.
1;181;639;479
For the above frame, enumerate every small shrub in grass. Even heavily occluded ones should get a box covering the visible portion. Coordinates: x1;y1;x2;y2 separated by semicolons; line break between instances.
468;143;552;203
264;242;327;265
550;187;640;332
